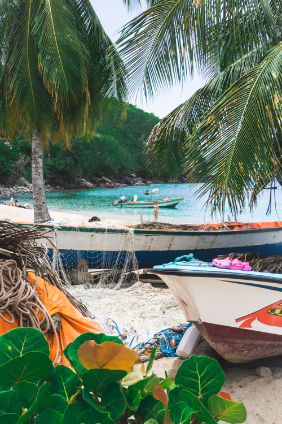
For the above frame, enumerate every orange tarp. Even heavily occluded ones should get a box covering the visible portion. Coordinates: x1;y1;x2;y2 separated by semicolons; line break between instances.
0;272;104;367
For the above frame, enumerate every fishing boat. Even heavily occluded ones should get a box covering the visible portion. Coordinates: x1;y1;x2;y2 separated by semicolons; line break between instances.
144;189;159;194
15;219;282;270
149;261;282;363
121;198;183;208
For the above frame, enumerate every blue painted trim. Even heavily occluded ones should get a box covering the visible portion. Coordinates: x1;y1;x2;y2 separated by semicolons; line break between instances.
223;280;282;293
49;242;282;269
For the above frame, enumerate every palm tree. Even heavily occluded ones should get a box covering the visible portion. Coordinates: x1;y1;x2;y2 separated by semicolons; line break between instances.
119;0;282;216
0;0;126;222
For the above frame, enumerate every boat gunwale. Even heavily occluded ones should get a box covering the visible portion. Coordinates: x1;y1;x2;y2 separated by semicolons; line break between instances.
148;268;282;284
8;221;282;235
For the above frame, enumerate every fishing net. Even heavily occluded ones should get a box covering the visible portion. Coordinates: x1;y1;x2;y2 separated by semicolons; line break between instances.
217;252;282;273
49;224;138;289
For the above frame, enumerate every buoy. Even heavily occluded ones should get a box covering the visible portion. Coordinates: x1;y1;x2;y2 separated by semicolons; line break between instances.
170;338;178;348
172;326;183;334
120;334;127;340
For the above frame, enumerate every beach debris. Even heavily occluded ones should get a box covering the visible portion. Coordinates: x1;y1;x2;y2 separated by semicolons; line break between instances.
256;366;272;379
88;216;100;222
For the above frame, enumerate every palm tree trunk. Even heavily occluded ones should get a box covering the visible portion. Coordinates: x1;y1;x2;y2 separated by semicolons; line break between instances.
32;132;51;223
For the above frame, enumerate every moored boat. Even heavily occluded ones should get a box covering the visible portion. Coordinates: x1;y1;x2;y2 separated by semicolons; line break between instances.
144;188;159;194
13;219;282;269
121;198;183;208
149;260;282;363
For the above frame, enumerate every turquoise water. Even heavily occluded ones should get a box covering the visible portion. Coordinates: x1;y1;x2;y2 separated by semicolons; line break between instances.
2;183;282;224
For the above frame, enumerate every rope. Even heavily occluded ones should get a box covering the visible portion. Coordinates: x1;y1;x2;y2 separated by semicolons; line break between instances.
0;260;59;365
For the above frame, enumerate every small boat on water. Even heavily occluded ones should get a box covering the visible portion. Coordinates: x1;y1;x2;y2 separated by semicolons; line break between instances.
121;198;183;208
149;259;282;363
144;189;159;194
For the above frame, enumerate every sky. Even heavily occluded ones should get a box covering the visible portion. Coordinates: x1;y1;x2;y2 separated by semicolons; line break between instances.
90;0;205;119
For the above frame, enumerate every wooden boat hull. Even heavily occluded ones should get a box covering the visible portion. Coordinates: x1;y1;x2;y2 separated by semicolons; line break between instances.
149;266;282;362
15;220;282;269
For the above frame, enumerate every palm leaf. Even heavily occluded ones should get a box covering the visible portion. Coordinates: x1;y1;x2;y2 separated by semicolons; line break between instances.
146;38;278;177
118;0;281;99
187;41;282;216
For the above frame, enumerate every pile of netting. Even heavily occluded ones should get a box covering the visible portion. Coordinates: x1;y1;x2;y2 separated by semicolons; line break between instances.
217;252;282;273
0;221;90;315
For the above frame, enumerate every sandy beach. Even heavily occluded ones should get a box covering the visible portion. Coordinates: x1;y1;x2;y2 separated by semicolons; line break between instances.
0;204;138;227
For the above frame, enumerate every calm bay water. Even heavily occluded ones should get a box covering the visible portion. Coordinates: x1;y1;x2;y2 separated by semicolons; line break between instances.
2;183;282;224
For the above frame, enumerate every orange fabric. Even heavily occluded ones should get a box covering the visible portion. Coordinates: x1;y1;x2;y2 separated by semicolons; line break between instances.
0;273;104;367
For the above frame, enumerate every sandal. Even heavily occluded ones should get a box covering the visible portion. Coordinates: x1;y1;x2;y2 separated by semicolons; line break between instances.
212;257;233;269
232;258;252;271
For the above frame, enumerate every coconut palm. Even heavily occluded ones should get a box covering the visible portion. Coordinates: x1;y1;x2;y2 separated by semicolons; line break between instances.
0;0;126;222
119;0;282;216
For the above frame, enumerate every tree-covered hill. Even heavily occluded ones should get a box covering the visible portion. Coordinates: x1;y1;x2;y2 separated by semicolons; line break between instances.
0;103;159;185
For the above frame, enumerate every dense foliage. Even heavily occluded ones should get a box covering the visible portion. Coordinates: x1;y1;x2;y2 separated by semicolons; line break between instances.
0;327;247;424
0;104;159;184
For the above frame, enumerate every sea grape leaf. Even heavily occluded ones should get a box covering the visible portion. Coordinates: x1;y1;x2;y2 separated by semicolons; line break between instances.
0;328;49;366
42;394;68;414
125;386;142;411
38;408;64;424
78;340;140;372
82;389;108;414
153;386;168;408
82;368;127;392
146;347;159;376
208;394;247;423
138;396;159;418
47;365;81;401
17;383;52;423
101;383;126;420
169;401;197;424
218;392;232;401
14;382;38;403
0;415;20;424
78;409;115;424
123;362;146;387
169;388;216;424
175;355;225;400
144;420;159;424
64;402;91;424
0;390;28;418
145;401;166;424
0;352;54;387
64;333;123;375
132;374;163;399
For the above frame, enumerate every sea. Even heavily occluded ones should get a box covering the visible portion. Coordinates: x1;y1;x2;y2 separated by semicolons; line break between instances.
1;183;282;224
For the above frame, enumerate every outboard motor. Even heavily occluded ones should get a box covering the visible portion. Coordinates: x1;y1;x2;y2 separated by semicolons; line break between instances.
112;196;127;206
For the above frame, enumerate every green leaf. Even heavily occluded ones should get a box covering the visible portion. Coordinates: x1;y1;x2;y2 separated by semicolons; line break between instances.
208;395;247;423
43;395;68;414
132;374;163;399
169;388;216;424
0;328;50;366
82;368;127;392
65;333;123;375
14;382;38;403
47;365;81;402
101;383;126;420
38;408;64;424
0;415;20;424
144;420;159;424
169;401;197;424
146;347;159;376
125;387;142;411
123;362;146;387
78;409;115;424
145;401;166;424
17;382;52;423
82;389;108;414
138;396;159;418
64;402;91;424
0;352;54;387
0;390;28;420
175;356;225;400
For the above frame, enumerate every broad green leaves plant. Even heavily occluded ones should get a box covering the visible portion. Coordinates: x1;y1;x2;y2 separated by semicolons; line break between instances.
0;328;247;423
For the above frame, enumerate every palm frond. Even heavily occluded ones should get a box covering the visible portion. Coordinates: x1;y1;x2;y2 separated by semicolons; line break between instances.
118;0;281;99
122;0;159;10
146;39;278;176
187;41;282;216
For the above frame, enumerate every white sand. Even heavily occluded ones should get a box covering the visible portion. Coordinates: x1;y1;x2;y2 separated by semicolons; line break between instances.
0;204;138;227
68;282;184;347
